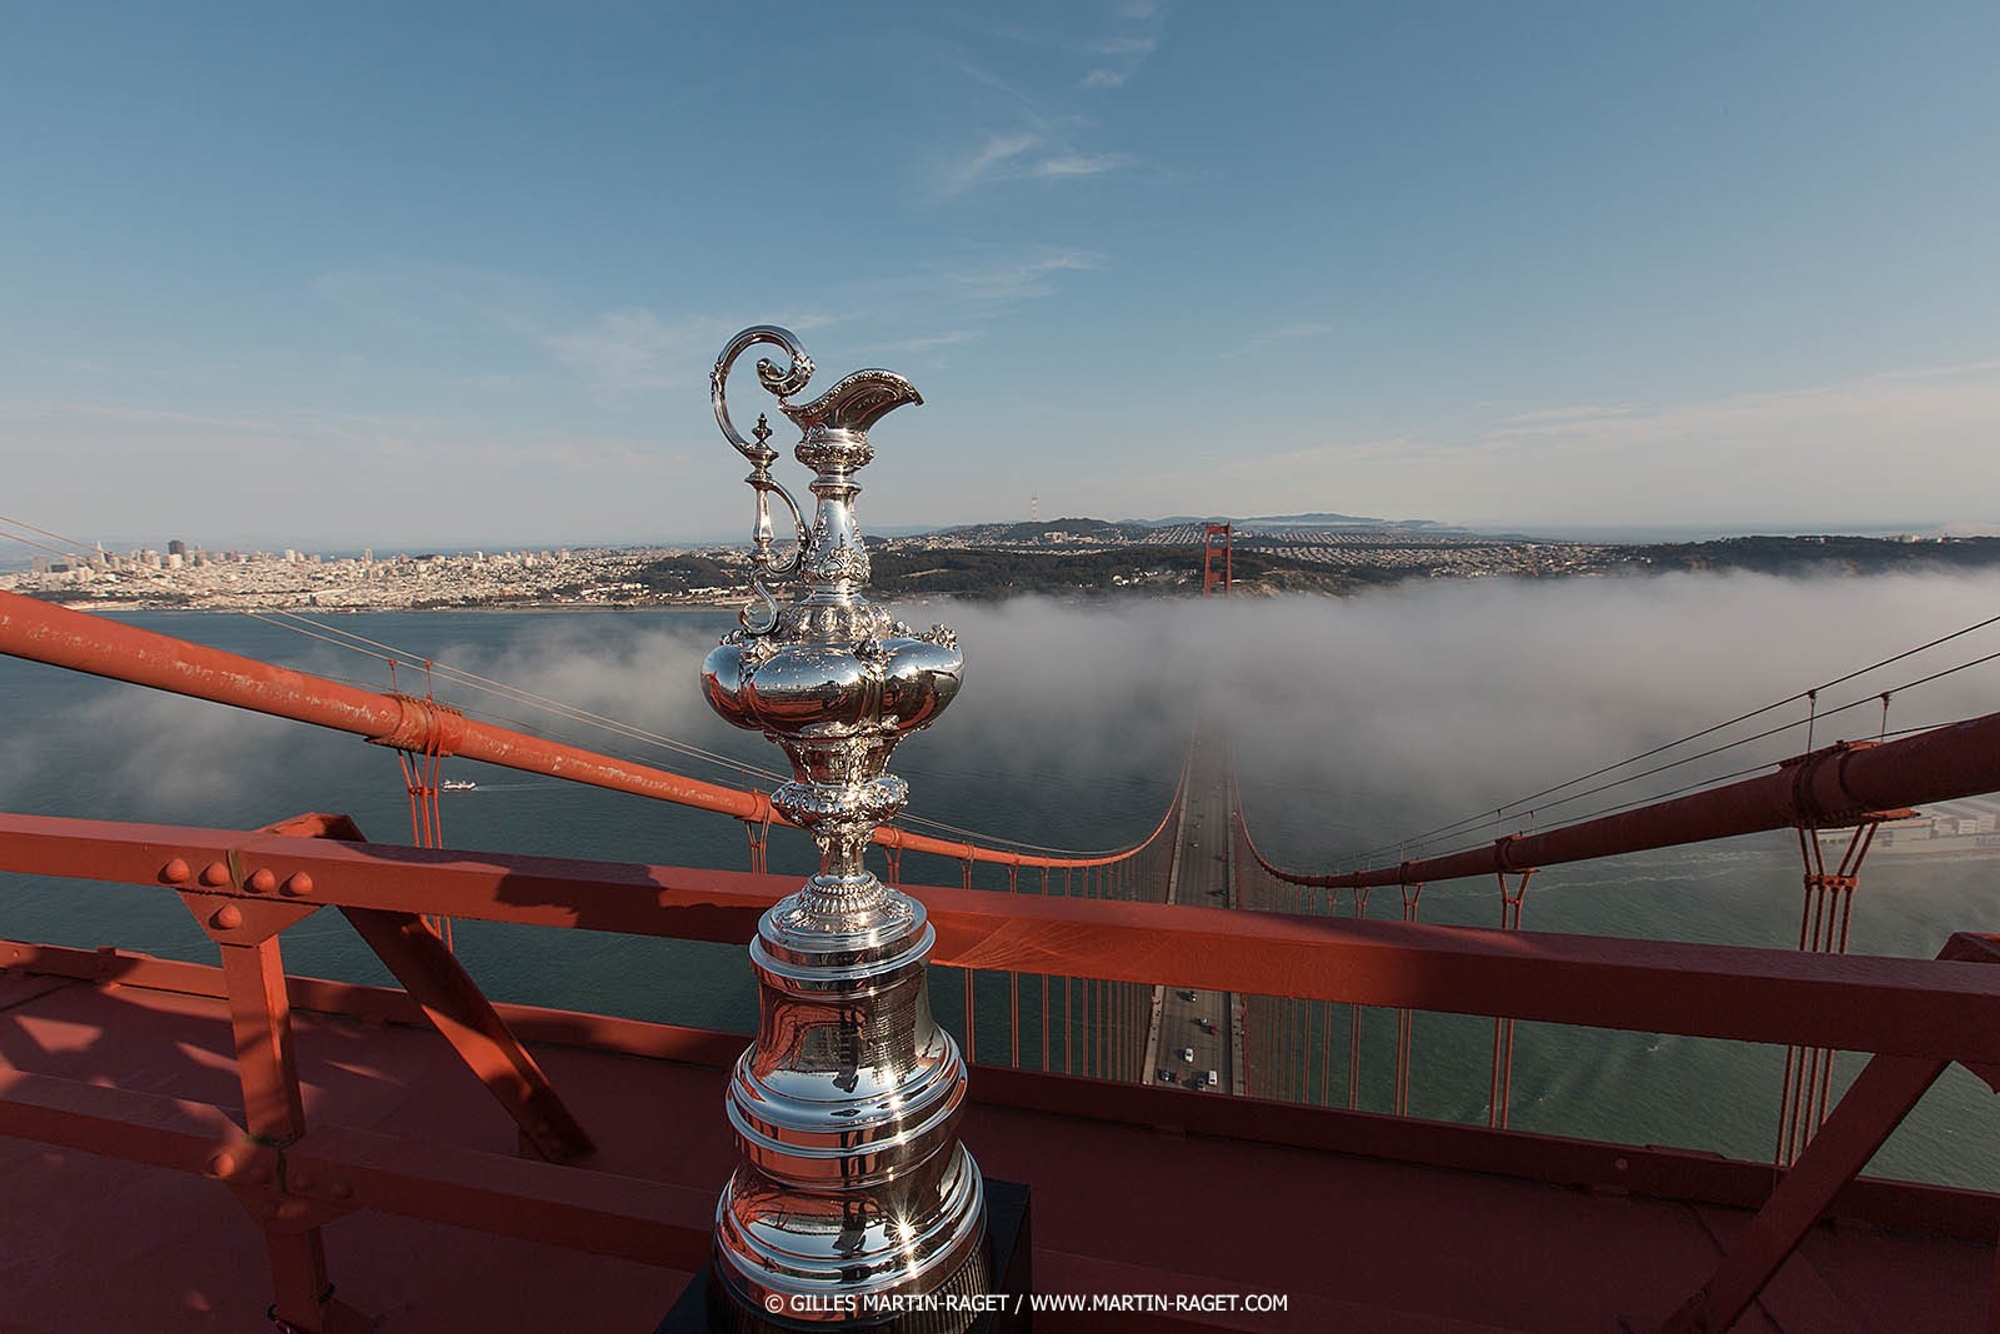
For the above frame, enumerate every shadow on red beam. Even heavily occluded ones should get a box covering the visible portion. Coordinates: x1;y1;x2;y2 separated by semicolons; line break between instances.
0;941;749;1069
0;1069;713;1270
10;813;2000;1062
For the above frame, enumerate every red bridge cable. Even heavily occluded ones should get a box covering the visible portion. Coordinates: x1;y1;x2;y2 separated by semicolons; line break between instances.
1232;705;2000;890
1339;610;2000;869
0;591;1165;873
257;608;1181;861
249;610;788;784
1332;645;2000;876
1380;651;2000;874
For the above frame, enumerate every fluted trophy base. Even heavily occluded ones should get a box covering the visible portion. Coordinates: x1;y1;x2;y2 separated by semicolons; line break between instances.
708;887;991;1330
710;1167;989;1332
654;1179;1033;1334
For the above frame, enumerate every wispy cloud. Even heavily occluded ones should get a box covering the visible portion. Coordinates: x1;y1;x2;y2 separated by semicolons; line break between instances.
311;260;545;338
1185;357;2000;529
925;247;1103;304
0;399;279;431
925;5;1164;197
1079;25;1160;89
1501;404;1635;426
1219;322;1334;361
549;307;848;395
930;128;1130;195
1483;360;2000;454
1034;152;1125;178
934;131;1042;194
852;330;982;357
543;309;719;393
312;260;848;398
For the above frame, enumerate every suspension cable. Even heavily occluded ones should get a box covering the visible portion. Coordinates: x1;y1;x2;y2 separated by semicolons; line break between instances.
1337;612;2000;869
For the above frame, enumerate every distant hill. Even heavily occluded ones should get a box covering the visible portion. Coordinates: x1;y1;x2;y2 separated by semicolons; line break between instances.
925;513;1471;544
931;517;1157;544
1136;512;1449;531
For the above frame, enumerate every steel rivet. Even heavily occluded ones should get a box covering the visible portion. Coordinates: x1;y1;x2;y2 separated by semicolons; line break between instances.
275;1199;309;1221
198;861;231;887
208;1151;236;1177
280;872;315;898
245;868;277;894
1614;1157;1629;1172
160;858;192;885
211;905;244;931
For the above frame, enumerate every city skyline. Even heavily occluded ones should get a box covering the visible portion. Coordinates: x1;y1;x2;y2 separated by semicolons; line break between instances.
5;4;1998;550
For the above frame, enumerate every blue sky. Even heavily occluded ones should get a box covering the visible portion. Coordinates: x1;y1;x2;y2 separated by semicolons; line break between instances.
4;2;1998;550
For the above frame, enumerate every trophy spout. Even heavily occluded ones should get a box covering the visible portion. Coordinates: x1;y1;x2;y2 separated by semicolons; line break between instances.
783;368;923;444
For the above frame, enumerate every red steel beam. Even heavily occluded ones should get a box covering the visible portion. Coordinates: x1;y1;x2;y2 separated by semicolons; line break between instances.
340;906;596;1163
0;938;749;1069
11;941;2000;1247
0;590;1152;871
1657;931;2000;1333
0;1070;713;1270
1657;1053;1948;1333
1248;717;2000;889
11;813;2000;1063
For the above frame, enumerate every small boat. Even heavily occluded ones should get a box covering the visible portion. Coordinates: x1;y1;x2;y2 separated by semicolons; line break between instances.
440;778;477;792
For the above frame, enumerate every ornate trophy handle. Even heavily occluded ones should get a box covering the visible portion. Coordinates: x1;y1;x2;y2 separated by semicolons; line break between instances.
711;325;815;633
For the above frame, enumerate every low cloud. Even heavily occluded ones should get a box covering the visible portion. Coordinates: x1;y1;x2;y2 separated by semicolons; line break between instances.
7;572;1995;882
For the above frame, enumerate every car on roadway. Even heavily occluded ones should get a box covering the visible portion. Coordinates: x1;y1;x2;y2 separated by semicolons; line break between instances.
1179;1047;1195;1063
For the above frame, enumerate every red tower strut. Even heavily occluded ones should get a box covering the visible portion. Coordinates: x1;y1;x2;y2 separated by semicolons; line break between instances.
1202;522;1232;595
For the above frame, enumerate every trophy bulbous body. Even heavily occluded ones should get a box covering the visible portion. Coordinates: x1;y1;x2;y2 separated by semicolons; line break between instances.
702;626;963;751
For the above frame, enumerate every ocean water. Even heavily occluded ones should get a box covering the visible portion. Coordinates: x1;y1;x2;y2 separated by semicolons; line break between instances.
2;585;1997;1190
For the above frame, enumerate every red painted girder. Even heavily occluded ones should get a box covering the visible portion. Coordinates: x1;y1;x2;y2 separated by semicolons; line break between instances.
970;1064;2000;1244
11;813;2000;1062
0;1066;253;1176
340;906;595;1163
1655;1053;1947;1333
0;1069;712;1270
13;940;2000;1247
1268;717;2000;888
0;938;750;1068
0;591;1153;870
1656;930;2000;1333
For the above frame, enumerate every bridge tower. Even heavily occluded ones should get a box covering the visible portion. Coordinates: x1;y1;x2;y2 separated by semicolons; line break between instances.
1202;521;1232;596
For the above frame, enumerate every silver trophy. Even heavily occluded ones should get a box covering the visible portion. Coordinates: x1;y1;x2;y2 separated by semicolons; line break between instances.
701;326;989;1328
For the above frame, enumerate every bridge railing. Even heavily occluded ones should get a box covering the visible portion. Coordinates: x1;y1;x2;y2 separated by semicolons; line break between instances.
6;809;2000;1331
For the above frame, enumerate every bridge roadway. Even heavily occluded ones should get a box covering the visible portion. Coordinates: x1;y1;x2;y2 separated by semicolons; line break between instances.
1141;734;1245;1097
